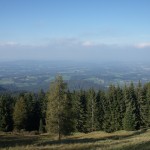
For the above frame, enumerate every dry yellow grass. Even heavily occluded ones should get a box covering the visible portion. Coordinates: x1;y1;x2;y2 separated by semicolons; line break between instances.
0;129;150;150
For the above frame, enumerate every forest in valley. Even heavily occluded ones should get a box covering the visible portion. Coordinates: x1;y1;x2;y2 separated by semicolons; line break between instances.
1;75;150;140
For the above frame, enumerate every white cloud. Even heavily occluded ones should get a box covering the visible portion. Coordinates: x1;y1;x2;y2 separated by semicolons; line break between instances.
135;42;150;48
82;41;95;47
0;38;150;62
0;41;18;46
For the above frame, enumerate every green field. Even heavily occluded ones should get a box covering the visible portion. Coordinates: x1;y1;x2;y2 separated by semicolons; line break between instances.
0;129;150;150
85;77;105;85
0;78;14;85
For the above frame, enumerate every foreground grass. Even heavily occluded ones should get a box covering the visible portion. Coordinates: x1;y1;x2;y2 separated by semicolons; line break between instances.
0;129;150;150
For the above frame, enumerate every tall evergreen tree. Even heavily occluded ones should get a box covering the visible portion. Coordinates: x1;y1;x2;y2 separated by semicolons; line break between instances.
72;91;86;132
46;75;72;140
38;89;47;130
116;86;125;129
103;86;113;133
79;90;88;133
145;83;150;127
136;81;148;127
123;103;136;131
103;85;119;132
13;96;27;130
96;90;105;130
85;88;98;132
123;83;139;130
24;93;40;131
0;94;13;131
61;90;75;135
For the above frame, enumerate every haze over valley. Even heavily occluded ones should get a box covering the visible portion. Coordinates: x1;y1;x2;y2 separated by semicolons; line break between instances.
1;60;150;92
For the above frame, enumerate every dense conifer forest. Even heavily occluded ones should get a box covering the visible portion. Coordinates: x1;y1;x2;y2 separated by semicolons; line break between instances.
1;75;150;139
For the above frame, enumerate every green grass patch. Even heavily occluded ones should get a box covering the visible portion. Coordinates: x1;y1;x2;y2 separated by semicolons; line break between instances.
1;129;150;150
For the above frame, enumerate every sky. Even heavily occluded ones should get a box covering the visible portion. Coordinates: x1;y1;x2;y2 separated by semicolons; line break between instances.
0;0;150;62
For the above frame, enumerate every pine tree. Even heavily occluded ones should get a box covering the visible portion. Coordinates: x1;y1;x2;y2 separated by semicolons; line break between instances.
46;75;72;140
61;90;75;135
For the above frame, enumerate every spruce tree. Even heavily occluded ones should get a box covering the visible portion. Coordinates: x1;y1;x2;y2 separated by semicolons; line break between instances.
104;85;118;132
96;90;105;130
103;88;113;133
123;104;136;131
116;86;125;130
0;94;13;132
85;88;98;132
24;93;40;131
136;81;148;127
72;91;86;132
123;83;139;131
13;97;27;130
38;89;47;126
79;90;88;133
145;83;150;127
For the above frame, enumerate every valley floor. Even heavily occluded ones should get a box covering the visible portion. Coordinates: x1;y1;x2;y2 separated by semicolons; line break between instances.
0;129;150;150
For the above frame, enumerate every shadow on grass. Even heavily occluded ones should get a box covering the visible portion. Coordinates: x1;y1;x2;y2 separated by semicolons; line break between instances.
117;141;150;150
37;129;147;146
0;134;39;148
0;129;147;149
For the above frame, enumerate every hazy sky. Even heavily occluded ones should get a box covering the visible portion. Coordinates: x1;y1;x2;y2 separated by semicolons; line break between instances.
0;0;150;62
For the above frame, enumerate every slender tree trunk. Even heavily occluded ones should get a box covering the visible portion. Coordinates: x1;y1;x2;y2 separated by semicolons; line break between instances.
58;123;61;141
57;113;60;141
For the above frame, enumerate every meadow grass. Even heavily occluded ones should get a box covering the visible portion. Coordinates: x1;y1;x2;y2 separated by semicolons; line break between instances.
0;129;150;150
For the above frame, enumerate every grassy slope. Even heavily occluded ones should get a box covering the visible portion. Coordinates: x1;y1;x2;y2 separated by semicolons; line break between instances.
0;129;150;150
